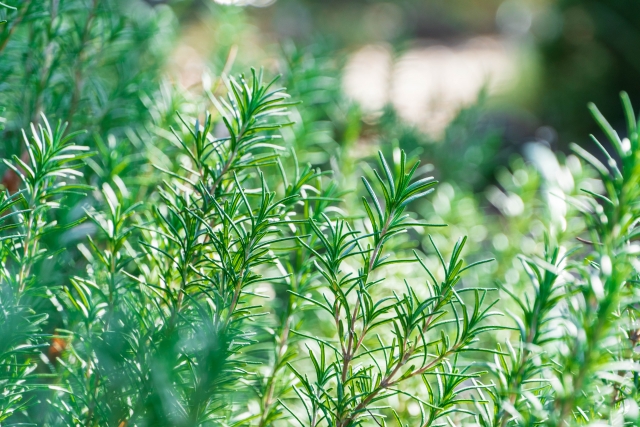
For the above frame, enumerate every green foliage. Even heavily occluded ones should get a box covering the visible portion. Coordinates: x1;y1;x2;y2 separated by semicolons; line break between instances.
0;0;173;155
0;117;89;423
476;94;640;426
3;3;640;427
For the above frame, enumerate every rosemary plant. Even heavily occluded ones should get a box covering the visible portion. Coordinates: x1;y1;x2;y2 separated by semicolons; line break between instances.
3;3;640;425
0;117;89;423
285;152;499;426
478;93;640;426
547;94;640;424
477;242;570;426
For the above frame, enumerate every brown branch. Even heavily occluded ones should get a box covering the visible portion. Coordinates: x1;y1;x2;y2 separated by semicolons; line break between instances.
337;347;459;427
576;236;600;245
339;215;392;386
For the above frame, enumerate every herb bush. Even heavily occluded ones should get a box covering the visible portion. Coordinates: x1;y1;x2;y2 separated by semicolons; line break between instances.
2;2;640;426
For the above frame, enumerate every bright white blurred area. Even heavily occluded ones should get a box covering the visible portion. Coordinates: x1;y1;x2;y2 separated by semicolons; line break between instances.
214;0;276;6
343;37;519;135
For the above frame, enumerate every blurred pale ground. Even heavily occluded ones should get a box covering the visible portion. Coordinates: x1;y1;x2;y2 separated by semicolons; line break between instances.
167;0;540;148
343;37;517;135
172;32;520;135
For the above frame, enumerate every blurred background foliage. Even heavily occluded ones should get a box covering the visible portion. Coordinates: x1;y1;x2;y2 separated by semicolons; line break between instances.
152;0;640;160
